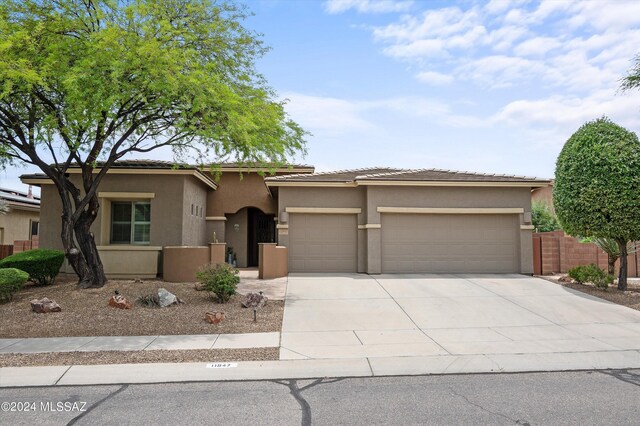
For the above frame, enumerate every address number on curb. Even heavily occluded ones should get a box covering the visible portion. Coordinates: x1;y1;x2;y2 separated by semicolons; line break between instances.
206;362;238;369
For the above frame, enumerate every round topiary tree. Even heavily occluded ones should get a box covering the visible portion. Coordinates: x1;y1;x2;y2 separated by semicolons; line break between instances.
554;117;640;290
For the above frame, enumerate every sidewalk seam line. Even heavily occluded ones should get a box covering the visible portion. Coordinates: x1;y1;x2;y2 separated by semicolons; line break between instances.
53;365;73;385
366;357;374;376
210;334;220;349
142;336;160;351
74;336;99;352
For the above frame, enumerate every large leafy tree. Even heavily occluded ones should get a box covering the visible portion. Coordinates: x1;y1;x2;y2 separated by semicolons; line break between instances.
621;53;640;91
0;0;306;288
554;117;640;291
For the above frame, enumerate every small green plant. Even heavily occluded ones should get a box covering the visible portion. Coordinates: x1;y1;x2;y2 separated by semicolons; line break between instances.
0;249;65;286
531;201;561;232
568;264;613;290
0;268;29;303
136;293;160;307
196;263;239;303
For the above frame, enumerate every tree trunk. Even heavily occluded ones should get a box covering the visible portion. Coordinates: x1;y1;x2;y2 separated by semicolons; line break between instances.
617;239;628;291
74;212;107;288
607;255;617;276
56;178;108;289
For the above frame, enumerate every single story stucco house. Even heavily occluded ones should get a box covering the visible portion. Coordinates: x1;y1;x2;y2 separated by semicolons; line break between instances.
21;161;549;278
0;187;40;245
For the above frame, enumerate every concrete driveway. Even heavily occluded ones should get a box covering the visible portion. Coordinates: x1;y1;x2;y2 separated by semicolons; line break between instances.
280;274;640;360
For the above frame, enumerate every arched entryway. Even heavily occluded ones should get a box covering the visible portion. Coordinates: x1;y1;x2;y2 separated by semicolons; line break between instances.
225;207;275;267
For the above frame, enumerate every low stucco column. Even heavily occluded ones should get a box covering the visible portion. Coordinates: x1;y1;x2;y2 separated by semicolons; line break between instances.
259;243;288;279
209;243;226;265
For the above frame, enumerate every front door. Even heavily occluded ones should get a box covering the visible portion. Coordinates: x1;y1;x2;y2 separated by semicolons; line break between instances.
247;208;275;267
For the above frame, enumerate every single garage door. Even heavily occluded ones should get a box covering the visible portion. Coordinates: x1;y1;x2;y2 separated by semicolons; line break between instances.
381;214;519;273
289;214;357;272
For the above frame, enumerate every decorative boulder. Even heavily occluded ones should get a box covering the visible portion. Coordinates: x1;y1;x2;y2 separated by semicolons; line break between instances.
157;288;182;307
108;295;132;309
30;297;61;313
242;292;268;309
204;311;225;324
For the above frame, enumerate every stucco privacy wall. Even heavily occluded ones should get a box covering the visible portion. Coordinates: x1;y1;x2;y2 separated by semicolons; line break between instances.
276;185;534;274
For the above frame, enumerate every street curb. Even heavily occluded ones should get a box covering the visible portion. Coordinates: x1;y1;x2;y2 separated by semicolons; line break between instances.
2;349;639;388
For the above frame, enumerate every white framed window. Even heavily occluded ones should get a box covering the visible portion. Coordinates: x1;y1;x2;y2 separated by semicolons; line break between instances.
111;201;151;244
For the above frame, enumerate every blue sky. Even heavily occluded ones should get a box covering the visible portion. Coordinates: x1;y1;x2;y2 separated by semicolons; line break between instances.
2;0;640;192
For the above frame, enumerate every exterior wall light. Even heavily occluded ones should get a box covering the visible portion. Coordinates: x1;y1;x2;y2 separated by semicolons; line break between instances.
234;223;240;232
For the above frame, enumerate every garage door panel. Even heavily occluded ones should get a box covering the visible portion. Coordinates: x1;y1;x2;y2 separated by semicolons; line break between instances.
382;214;519;273
289;214;357;273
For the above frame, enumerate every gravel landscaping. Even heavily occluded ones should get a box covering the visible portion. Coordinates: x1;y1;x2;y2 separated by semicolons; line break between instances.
542;276;640;311
0;277;283;338
0;347;279;367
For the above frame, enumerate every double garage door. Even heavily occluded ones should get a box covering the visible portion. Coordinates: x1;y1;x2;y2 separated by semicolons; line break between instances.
381;214;519;273
288;213;519;273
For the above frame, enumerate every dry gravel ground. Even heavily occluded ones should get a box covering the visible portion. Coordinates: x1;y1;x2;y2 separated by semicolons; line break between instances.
0;277;283;338
0;348;279;368
542;276;640;311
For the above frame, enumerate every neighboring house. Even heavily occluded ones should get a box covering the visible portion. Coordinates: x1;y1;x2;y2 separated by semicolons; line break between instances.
0;187;40;245
21;162;549;277
531;180;554;212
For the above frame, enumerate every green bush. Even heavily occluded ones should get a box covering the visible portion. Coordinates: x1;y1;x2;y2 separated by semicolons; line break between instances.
531;201;561;232
568;264;613;290
0;268;29;303
0;249;65;286
196;263;239;303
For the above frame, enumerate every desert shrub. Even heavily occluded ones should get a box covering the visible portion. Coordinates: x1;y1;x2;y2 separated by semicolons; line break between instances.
568;264;613;290
0;249;65;286
0;268;29;303
136;293;160;307
196;263;239;303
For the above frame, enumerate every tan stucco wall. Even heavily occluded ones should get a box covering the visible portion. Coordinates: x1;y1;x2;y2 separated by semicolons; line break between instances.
37;173;210;277
276;185;534;275
259;243;288;279
39;185;64;251
0;208;39;244
97;246;161;279
206;172;276;216
225;208;248;267
163;246;210;282
182;176;208;246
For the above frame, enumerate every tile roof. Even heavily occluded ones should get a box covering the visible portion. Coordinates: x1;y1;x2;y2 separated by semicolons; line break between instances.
265;167;403;182
265;167;549;184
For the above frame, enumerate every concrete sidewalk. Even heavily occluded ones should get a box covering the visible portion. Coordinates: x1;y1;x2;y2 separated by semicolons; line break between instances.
0;332;280;354
2;349;640;387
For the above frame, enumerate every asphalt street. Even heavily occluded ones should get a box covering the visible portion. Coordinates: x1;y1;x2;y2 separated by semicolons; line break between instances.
1;370;639;425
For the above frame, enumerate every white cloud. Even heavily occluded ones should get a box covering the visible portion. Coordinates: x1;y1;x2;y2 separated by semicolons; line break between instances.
282;93;377;137
368;0;640;96
324;0;413;14
415;70;454;85
514;36;561;57
492;90;640;135
457;55;547;88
